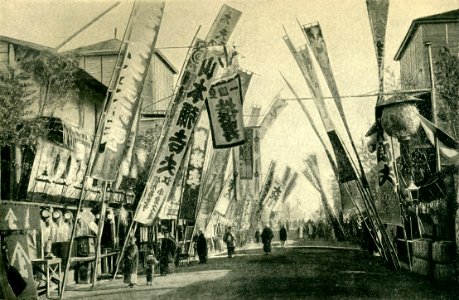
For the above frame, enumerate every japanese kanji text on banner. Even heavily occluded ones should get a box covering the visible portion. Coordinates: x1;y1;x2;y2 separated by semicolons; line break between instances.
91;2;165;181
135;5;242;224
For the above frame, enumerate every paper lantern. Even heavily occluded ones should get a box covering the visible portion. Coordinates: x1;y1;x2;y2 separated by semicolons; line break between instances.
381;103;421;140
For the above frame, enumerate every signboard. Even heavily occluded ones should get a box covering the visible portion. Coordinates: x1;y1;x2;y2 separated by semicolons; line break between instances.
206;74;245;148
3;234;37;299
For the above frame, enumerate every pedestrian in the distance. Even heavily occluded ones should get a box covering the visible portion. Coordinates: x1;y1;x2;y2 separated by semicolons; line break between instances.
261;224;274;254
255;229;261;243
223;226;236;258
196;230;208;264
279;225;287;248
144;249;159;286
124;237;138;288
160;229;177;275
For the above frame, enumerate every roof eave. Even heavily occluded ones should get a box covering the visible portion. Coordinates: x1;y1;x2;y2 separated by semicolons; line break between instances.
394;18;459;61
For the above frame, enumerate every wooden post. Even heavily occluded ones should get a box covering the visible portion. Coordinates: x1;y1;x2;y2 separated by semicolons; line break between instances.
425;42;441;173
91;182;108;287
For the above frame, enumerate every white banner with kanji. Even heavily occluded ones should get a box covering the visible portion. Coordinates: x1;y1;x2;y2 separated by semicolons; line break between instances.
135;5;242;224
91;2;165;181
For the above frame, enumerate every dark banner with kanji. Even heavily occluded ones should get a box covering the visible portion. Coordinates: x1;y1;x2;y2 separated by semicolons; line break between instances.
179;123;210;221
135;5;242;224
206;74;245;148
238;128;254;179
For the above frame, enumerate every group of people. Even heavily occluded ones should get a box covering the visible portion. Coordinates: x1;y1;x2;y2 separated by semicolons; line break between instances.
123;227;178;288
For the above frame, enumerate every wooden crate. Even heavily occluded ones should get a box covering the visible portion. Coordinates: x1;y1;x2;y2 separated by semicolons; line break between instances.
412;238;432;260
432;241;455;264
433;262;456;282
412;257;432;277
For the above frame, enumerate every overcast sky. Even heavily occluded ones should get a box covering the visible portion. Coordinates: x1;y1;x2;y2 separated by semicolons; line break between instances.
1;0;457;219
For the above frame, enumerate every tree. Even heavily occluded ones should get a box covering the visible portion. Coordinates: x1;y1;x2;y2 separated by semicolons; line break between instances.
435;47;459;140
18;49;80;116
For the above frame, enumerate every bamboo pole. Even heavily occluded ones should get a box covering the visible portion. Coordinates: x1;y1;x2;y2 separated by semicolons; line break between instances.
425;42;441;173
55;2;121;50
60;2;136;297
112;25;202;279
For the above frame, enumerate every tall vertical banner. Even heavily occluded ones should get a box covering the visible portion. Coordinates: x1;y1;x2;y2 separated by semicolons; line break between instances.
135;5;242;224
178;120;210;221
246;105;262;127
366;0;400;225
259;93;288;139
196;69;252;229
206;73;246;148
302;23;350;136
366;0;389;101
234;127;261;230
283;35;356;183
194;146;229;229
91;2;165;181
214;177;235;216
303;22;372;190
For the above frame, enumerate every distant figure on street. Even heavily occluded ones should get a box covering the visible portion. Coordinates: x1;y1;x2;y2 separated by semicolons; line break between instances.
279;225;287;248
160;229;177;275
144;249;159;286
196;230;208;264
298;223;304;240
261;225;274;254
255;229;261;243
124;237;139;288
308;220;315;240
223;226;237;258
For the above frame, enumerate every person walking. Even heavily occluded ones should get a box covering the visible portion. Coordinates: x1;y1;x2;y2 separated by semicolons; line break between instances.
254;229;261;243
124;237;139;288
279;225;287;248
196;230;208;264
144;249;159;286
223;226;236;258
261;224;274;254
159;229;177;275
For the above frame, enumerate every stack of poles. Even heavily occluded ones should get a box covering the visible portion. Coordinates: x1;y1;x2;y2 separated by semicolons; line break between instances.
61;3;137;295
283;23;400;270
112;26;202;280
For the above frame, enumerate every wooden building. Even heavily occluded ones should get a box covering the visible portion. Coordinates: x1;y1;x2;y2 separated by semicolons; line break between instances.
394;9;459;137
392;9;459;280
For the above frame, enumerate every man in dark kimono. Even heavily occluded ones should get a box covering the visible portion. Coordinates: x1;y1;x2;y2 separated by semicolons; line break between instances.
160;230;177;275
124;237;138;287
196;230;208;264
261;224;274;254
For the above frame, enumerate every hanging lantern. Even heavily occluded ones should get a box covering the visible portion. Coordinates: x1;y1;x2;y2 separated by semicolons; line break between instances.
379;94;423;141
381;103;421;140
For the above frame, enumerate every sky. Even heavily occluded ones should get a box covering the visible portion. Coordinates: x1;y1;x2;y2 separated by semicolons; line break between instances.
1;0;457;220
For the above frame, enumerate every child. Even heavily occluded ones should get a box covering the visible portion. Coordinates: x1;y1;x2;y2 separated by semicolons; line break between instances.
144;249;159;286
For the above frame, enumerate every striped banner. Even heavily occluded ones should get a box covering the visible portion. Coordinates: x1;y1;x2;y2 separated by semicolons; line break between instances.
135;5;242;224
91;2;165;181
